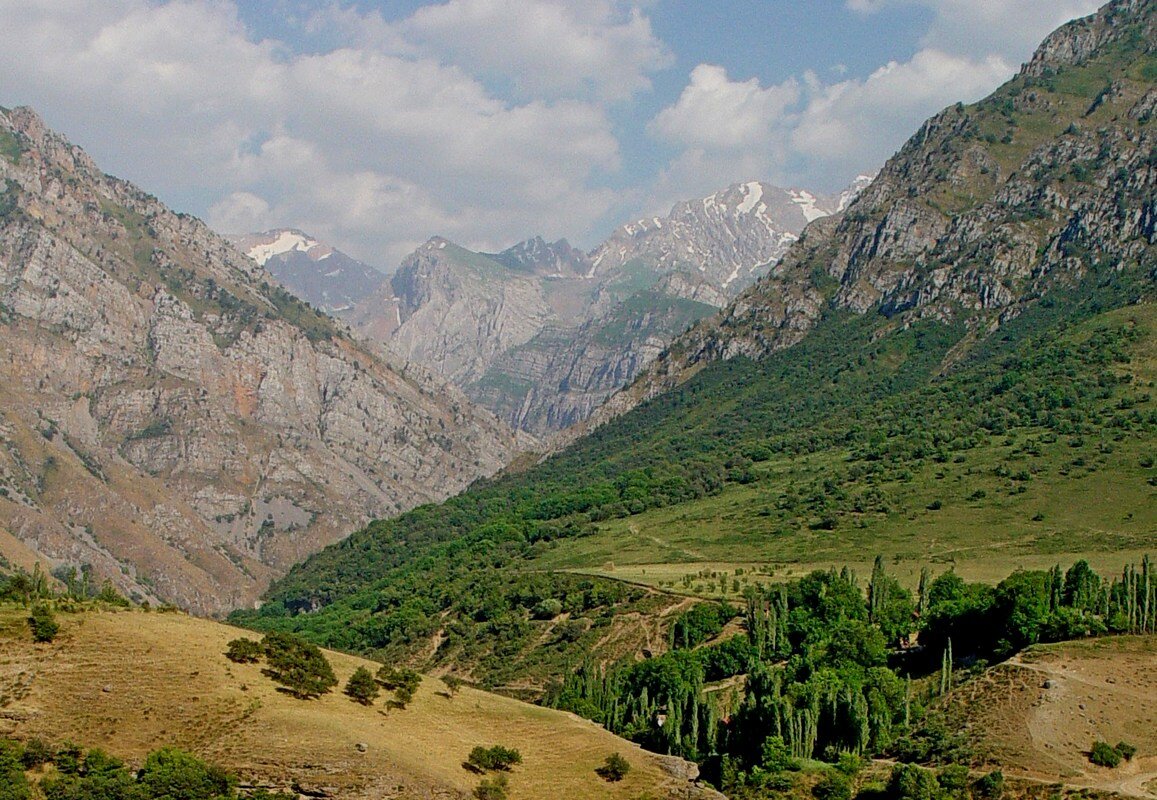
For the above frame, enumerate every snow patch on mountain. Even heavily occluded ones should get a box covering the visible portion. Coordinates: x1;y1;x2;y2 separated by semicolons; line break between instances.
246;230;322;265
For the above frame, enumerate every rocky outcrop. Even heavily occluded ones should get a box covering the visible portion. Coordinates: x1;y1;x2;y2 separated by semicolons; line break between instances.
385;238;562;384
0;106;526;614
572;0;1157;442
467;292;714;435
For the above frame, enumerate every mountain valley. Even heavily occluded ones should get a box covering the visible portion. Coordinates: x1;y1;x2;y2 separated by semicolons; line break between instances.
0;2;1155;799
235;180;869;436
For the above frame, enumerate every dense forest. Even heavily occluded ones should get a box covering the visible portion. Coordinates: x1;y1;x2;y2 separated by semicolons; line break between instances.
546;556;1155;794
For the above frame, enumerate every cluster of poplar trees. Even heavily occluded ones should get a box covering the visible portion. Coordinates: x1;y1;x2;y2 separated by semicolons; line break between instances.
548;556;1154;779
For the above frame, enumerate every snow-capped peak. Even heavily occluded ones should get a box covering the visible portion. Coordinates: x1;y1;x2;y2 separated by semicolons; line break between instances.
789;189;827;222
246;229;323;266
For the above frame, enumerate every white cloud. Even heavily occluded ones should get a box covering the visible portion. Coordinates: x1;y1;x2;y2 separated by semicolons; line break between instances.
650;65;800;151
791;49;1011;163
846;0;1104;62
396;0;673;102
0;0;634;266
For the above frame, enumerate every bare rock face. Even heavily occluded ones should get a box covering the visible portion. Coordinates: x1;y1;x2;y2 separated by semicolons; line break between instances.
574;0;1157;441
387;237;560;385
0;106;526;614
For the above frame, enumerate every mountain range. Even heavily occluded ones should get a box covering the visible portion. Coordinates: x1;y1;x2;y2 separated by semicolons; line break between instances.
242;0;1156;687
234;179;871;436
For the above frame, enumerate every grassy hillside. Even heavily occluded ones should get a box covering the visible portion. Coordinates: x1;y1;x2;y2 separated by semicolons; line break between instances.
0;604;708;800
538;302;1156;597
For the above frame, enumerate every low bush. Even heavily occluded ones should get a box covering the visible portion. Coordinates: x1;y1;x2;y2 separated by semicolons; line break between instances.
595;753;630;782
467;745;522;772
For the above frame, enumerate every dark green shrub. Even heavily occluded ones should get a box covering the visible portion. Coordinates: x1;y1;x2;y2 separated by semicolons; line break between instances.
595;753;630;782
1115;741;1137;761
836;752;865;777
20;738;51;769
973;769;1004;799
0;740;31;800
1090;740;1122;767
224;638;263;664
136;747;235;799
344;667;380;706
473;774;508;800
28;604;59;643
761;735;800;772
813;769;852;800
888;764;940;800
937;764;971;800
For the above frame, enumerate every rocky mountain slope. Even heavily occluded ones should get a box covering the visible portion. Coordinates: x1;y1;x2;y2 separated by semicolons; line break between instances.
589;179;871;305
243;178;867;436
0;106;525;614
583;0;1157;435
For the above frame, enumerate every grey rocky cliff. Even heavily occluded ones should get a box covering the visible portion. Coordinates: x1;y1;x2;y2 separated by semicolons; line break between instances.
0;106;526;614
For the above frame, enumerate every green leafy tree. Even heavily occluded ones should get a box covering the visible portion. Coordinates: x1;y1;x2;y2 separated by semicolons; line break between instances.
0;740;31;800
224;638;263;663
344;666;380;706
467;745;522;772
28;603;59;643
135;747;235;800
595;753;630;782
261;632;337;699
376;665;421;707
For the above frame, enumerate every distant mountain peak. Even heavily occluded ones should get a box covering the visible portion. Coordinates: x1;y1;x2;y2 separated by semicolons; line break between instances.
227;229;387;315
231;228;331;266
489;236;591;277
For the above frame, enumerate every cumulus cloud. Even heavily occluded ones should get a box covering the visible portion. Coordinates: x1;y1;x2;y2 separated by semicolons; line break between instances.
0;0;638;266
395;0;672;102
645;0;1101;207
846;0;1104;60
650;65;800;150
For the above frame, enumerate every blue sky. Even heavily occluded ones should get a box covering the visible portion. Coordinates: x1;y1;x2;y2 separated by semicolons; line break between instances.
0;0;1101;268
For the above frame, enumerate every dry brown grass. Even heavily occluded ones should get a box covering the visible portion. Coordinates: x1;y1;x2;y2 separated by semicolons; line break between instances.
0;605;705;799
946;636;1157;798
